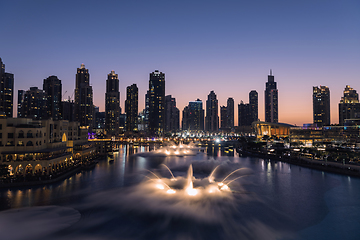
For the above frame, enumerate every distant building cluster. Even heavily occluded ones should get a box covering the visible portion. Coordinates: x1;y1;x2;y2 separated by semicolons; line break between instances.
2;56;360;140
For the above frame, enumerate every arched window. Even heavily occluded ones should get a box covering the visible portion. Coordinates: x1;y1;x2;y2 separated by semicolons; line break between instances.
26;141;33;146
18;130;24;138
27;131;33;138
17;141;24;146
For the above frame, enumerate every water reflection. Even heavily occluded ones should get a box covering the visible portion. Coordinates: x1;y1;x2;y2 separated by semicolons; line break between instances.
0;144;360;240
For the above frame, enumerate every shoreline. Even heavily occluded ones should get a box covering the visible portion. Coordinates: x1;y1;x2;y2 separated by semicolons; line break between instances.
239;149;360;178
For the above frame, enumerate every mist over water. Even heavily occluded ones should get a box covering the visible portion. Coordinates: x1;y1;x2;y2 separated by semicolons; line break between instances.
1;144;360;240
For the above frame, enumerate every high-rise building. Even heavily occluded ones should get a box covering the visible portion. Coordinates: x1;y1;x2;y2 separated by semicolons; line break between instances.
0;58;14;118
238;101;250;126
182;99;204;131
164;95;180;132
62;99;75;122
17;90;25;118
265;70;278;123
249;90;258;122
205;91;219;132
339;85;360;125
21;87;48;120
226;97;234;129
75;64;93;129
43;75;62;120
313;86;330;127
148;70;165;135
220;106;228;129
238;90;258;127
125;84;138;132
105;70;120;135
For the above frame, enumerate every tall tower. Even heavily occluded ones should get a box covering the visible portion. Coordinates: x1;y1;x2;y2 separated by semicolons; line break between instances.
220;106;228;129
105;70;120;135
183;99;204;131
313;86;330;126
339;85;360;125
227;97;234;129
164;95;179;132
17;90;25;118
0;58;14;117
265;70;278;123
148;70;165;135
75;64;93;129
125;84;138;132
43;75;62;120
205;90;219;132
249;90;258;124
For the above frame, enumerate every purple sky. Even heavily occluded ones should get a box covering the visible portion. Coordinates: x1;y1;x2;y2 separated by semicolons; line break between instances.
1;0;359;126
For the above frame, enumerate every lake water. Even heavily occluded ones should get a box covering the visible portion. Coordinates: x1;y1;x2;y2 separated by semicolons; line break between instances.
0;144;360;240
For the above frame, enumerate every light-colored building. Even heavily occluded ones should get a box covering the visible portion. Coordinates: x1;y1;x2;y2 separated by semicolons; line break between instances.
0;117;95;176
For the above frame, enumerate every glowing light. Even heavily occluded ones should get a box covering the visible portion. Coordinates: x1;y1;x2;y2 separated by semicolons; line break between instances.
166;189;176;194
220;185;229;191
186;188;198;196
218;182;224;186
156;184;164;190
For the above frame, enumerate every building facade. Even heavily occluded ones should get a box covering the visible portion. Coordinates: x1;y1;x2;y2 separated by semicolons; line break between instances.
20;87;48;120
249;90;258;123
164;95;179;132
265;70;278;123
313;86;330;127
75;64;93;129
105;71;120;135
339;85;360;126
125;84;138;132
148;70;165;135
43;75;62;120
205;91;219;132
0;58;14;118
227;97;234;129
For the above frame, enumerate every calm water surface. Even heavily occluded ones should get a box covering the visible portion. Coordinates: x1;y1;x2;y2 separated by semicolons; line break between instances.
0;145;359;240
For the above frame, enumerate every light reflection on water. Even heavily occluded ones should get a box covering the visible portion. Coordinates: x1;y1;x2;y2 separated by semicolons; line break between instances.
0;144;360;240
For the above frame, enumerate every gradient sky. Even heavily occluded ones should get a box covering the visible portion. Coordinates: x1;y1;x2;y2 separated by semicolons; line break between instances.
1;0;359;126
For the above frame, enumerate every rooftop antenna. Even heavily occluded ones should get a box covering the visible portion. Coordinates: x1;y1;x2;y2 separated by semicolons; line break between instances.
270;69;272;76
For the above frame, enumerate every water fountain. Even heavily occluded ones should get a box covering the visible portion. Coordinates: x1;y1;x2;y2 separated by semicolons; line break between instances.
136;142;202;157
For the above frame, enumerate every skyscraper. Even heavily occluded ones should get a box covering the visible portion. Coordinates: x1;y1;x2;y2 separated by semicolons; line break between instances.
313;86;330;127
249;90;258;123
148;70;165;135
205;91;219;132
238;90;258;127
220;106;228;129
164;95;180;132
265;70;278;123
227;97;234;129
21;87;48;120
182;99;204;131
75;64;93;129
43;75;62;120
105;70;120;135
238;101;250;126
17;90;25;118
339;85;360;125
125;84;138;132
0;58;14;118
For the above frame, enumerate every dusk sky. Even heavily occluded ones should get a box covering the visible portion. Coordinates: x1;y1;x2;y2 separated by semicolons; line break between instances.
1;0;359;126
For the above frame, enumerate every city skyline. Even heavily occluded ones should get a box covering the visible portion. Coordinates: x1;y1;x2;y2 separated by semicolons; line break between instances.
1;0;359;126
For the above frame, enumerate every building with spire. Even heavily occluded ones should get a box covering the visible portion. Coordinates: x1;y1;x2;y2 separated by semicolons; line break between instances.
148;70;165;135
105;71;120;135
264;70;278;123
0;58;14;118
205;91;219;132
75;64;93;129
313;86;330;127
125;84;138;132
339;85;360;125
